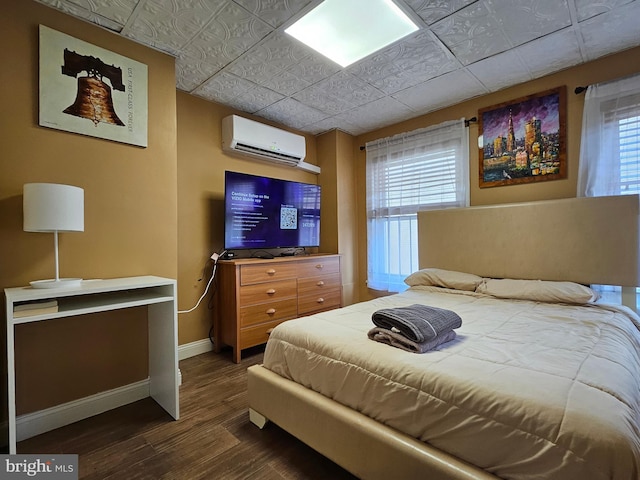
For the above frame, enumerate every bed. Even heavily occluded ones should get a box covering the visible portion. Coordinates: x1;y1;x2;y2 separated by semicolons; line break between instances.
247;195;640;480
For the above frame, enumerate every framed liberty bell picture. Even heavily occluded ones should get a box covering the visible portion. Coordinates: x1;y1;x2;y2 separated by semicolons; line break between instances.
39;25;148;147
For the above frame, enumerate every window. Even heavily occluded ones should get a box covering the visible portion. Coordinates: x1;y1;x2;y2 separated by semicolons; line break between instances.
578;73;640;197
366;119;469;292
577;73;640;304
619;114;640;194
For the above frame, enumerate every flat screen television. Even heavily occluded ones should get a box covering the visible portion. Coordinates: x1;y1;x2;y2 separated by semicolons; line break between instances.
224;171;321;251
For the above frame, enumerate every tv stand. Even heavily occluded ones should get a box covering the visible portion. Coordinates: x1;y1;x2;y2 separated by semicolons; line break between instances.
214;254;342;363
252;251;275;259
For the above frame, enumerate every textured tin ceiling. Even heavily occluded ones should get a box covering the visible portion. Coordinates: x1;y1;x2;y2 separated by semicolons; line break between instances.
36;0;640;135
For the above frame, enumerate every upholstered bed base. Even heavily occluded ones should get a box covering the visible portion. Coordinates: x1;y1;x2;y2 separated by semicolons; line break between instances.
247;195;640;478
248;365;497;480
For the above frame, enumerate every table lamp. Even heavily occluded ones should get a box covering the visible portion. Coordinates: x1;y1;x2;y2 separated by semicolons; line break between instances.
23;183;84;288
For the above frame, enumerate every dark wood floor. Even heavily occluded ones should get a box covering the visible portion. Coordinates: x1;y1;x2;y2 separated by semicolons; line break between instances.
18;346;358;480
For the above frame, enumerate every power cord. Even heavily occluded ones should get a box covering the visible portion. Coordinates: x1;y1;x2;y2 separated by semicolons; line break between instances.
178;250;226;314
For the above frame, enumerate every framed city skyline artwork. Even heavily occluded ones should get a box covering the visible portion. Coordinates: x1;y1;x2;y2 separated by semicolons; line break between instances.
478;86;567;188
39;25;148;147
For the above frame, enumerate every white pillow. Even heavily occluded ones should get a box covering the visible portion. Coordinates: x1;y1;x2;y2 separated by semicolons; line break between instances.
404;268;483;291
476;278;600;304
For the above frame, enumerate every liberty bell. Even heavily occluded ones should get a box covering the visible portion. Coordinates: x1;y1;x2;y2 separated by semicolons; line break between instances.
61;49;125;127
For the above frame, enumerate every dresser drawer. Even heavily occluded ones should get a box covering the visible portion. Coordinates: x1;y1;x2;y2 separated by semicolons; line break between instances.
240;298;298;327
239;319;286;350
298;288;342;315
240;262;299;285
296;256;340;278
298;273;341;295
239;279;297;306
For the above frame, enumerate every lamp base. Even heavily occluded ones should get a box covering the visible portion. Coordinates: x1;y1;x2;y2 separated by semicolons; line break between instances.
30;278;83;289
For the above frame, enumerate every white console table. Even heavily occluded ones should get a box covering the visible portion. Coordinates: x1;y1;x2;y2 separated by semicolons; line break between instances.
4;276;180;454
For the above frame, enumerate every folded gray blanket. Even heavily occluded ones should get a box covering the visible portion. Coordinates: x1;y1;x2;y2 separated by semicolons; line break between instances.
368;327;456;353
371;304;462;342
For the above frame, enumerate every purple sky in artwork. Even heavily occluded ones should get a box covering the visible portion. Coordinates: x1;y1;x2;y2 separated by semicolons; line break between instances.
481;93;560;143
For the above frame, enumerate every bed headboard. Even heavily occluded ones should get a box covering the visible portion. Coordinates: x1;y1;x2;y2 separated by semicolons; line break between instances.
418;195;639;287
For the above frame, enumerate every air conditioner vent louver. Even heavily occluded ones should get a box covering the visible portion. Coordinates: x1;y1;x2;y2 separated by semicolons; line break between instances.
234;143;301;165
221;115;320;174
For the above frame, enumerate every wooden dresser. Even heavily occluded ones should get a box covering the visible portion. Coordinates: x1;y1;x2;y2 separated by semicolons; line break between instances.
214;254;342;362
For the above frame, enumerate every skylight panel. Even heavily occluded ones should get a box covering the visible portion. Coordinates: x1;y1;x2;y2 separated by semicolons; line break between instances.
285;0;419;68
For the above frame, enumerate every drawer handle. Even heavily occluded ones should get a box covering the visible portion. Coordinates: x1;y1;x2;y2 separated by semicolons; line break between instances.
266;308;276;315
317;297;325;304
315;264;324;270
266;288;276;295
316;280;325;286
266;269;276;276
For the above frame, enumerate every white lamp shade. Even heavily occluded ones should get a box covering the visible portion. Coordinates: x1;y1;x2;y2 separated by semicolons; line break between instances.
24;183;84;233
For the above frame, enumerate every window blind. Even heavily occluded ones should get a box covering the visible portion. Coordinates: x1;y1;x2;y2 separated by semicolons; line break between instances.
366;119;469;292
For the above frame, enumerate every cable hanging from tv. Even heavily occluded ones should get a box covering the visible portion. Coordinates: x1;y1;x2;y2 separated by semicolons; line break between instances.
178;250;225;314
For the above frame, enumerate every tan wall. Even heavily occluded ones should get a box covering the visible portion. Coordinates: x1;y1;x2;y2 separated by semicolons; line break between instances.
334;130;358;305
316;130;358;305
0;0;177;414
175;92;322;345
353;46;640;301
317;132;339;254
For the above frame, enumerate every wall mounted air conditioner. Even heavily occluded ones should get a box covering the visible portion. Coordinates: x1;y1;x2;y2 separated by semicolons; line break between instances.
221;115;320;174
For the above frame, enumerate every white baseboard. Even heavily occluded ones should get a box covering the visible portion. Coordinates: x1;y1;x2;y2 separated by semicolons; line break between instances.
178;338;213;360
13;339;212;443
16;378;150;442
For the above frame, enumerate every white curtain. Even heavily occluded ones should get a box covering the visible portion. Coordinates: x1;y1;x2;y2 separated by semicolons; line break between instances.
577;72;640;197
366;119;469;292
577;73;640;303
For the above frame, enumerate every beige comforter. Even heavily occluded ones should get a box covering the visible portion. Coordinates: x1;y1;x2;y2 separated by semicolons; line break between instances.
263;286;640;480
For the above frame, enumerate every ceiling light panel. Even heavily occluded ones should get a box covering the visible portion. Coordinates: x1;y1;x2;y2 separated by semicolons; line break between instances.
285;0;419;68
